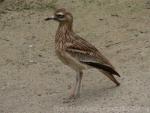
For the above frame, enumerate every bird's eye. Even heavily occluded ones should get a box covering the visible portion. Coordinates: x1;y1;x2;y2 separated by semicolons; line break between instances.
56;14;65;18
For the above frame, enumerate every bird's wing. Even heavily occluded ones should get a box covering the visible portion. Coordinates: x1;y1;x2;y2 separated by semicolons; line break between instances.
65;34;120;76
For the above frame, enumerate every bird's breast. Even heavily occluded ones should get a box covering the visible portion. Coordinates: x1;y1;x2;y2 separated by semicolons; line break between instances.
55;49;87;71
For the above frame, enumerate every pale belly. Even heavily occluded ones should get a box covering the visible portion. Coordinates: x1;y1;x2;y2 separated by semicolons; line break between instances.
55;50;87;71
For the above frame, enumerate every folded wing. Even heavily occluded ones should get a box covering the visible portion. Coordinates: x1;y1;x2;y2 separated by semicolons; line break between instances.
65;34;120;77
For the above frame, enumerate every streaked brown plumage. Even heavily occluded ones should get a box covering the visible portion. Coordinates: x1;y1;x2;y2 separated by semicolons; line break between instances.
45;8;120;101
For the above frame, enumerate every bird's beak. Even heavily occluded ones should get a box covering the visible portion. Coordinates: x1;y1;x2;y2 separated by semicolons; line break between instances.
45;15;56;21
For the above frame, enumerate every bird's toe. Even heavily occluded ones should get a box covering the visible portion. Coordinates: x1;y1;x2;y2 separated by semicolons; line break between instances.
63;96;75;103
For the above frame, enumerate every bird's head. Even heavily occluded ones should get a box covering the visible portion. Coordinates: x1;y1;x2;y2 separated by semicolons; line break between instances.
45;8;73;24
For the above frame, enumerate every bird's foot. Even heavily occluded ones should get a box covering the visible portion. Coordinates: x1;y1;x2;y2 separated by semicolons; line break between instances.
63;94;80;103
63;96;75;103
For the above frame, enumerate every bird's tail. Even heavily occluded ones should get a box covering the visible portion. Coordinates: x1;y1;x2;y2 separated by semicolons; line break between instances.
80;61;120;86
100;70;120;86
80;61;120;77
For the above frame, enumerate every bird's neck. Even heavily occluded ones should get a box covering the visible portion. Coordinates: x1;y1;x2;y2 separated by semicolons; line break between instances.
58;22;73;32
55;22;73;42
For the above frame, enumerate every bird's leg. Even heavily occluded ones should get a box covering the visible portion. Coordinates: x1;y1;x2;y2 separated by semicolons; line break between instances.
75;71;83;98
69;72;79;99
63;71;79;103
63;71;83;103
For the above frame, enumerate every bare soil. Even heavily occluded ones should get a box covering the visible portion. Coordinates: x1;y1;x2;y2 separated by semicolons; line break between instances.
0;0;150;113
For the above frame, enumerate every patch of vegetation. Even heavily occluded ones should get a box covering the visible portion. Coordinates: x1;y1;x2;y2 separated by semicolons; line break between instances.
2;0;57;12
38;0;57;10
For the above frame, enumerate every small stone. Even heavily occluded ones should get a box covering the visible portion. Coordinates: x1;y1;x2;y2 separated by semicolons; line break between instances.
111;14;119;17
99;18;104;21
38;54;42;57
29;45;33;48
37;94;42;96
29;60;34;63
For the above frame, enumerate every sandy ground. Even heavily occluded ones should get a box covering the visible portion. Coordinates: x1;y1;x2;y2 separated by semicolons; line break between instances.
0;0;150;113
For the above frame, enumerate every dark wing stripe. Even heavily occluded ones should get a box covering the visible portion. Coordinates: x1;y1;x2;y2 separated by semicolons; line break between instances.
80;61;120;77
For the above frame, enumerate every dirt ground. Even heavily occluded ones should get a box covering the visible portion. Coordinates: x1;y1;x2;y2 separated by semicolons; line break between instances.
0;0;150;113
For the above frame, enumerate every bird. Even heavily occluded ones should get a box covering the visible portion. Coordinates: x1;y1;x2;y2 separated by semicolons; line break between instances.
45;8;120;102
